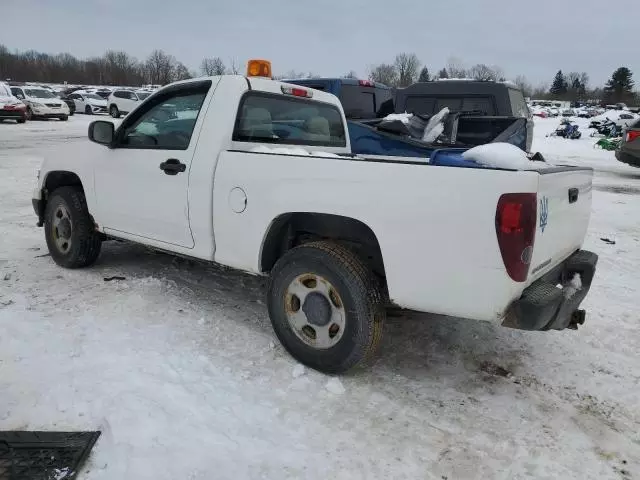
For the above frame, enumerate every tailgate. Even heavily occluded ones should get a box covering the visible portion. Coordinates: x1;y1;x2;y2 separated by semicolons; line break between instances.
528;167;593;282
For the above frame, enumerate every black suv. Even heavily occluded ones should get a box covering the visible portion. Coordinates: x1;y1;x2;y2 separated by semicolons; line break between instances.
391;81;533;152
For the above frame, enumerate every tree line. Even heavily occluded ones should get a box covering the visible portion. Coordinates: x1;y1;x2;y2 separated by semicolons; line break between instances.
0;44;636;105
367;54;637;104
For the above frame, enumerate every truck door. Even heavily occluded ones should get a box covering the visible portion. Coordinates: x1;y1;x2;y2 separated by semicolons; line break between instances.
93;79;216;248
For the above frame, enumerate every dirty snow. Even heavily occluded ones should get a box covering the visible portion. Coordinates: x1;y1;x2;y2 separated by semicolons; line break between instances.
1;115;640;479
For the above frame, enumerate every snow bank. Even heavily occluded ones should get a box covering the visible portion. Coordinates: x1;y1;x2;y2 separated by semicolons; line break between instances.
461;143;541;170
250;146;342;158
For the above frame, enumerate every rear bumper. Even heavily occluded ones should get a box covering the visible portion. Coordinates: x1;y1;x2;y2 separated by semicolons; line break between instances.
502;250;598;331
615;150;640;168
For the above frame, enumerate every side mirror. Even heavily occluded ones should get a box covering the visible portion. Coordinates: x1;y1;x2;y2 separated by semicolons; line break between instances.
88;120;115;146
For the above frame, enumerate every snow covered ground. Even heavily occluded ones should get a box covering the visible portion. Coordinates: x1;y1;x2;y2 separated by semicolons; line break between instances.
1;115;639;479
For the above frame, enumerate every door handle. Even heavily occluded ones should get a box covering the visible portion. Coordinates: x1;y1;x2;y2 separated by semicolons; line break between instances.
159;159;186;175
568;188;579;204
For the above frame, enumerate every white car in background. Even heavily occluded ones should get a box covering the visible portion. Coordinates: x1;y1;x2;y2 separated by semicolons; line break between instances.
107;89;152;118
66;91;108;115
10;86;70;121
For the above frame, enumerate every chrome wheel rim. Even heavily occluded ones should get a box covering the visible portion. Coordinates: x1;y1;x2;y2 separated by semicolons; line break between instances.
284;273;346;349
52;205;72;253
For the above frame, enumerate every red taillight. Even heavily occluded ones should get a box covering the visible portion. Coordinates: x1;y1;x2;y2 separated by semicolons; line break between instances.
626;130;640;143
281;86;313;98
495;193;537;282
358;80;374;87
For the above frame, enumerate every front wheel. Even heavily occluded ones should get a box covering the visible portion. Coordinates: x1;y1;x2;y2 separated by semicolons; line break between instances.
44;187;102;268
85;105;93;115
109;105;120;118
267;241;385;374
59;115;68;121
16;118;26;124
26;107;34;120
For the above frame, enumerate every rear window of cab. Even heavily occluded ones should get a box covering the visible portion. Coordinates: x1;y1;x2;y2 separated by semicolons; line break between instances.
233;92;346;148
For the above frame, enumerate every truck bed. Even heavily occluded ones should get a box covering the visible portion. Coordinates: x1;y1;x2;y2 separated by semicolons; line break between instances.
348;116;529;158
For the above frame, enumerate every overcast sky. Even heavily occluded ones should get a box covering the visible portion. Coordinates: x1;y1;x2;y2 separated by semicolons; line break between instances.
4;0;638;88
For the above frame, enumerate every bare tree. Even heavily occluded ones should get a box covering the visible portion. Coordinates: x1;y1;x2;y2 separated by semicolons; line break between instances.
368;63;398;86
469;63;502;82
172;62;192;81
200;57;225;76
514;74;533;97
531;83;549;99
394;53;420;87
227;58;240;75
342;70;358;79
145;49;176;85
446;57;467;78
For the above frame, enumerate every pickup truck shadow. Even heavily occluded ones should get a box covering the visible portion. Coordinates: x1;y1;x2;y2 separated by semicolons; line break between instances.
96;241;530;379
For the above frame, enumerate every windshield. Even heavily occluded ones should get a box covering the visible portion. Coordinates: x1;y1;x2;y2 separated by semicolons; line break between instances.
25;89;56;99
136;92;151;100
85;93;104;100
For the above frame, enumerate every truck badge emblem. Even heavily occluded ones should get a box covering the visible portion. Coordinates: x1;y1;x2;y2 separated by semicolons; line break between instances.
540;196;549;233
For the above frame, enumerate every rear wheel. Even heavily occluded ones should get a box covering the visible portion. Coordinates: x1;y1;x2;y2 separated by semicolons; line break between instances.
267;241;385;374
44;187;102;268
109;105;120;118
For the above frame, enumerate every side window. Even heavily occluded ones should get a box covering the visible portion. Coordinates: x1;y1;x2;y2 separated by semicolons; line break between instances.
129;92;139;100
340;85;376;119
461;97;496;115
114;91;126;99
116;82;210;150
11;87;24;98
508;89;529;118
233;92;346;147
435;97;463;112
404;96;436;115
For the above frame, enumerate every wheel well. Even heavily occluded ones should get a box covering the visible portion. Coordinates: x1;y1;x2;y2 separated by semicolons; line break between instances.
44;171;83;195
260;213;386;279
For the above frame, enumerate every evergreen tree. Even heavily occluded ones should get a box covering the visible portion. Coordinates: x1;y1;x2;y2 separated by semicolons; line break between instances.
437;68;448;79
604;67;635;103
549;70;568;96
418;66;430;82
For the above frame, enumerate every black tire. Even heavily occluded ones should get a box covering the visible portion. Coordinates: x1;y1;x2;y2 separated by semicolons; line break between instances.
59;115;68;121
26;107;34;120
44;186;101;269
16;118;26;124
267;241;385;374
109;105;120;118
85;105;92;115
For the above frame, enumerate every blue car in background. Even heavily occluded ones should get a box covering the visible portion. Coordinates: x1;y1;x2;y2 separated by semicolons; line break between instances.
284;78;392;120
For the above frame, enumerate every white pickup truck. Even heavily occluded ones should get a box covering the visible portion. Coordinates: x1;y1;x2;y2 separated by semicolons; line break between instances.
32;70;598;373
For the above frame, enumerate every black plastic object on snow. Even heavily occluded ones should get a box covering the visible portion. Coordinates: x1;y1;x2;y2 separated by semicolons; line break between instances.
0;431;100;480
